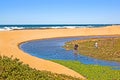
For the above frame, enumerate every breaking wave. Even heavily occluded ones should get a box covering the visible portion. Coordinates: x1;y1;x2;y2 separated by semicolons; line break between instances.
0;24;116;31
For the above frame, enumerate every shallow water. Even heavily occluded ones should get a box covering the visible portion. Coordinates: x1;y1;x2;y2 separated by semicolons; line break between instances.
20;36;120;69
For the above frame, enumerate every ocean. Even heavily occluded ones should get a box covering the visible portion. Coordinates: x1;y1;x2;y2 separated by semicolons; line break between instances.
0;24;119;31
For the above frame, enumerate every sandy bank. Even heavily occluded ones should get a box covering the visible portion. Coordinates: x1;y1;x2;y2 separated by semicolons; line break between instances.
0;26;120;79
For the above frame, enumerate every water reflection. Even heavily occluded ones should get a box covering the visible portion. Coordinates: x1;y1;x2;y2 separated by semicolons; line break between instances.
73;44;79;60
73;50;79;61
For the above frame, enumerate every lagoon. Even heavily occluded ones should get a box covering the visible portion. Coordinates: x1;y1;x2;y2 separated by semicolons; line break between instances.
20;36;120;68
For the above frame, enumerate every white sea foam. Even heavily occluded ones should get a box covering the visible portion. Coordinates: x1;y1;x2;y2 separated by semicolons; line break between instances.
39;26;87;29
0;26;24;31
62;26;81;28
0;29;6;31
0;26;93;31
0;24;109;31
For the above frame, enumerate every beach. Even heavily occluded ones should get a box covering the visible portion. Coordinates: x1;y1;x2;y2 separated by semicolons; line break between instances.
0;26;120;79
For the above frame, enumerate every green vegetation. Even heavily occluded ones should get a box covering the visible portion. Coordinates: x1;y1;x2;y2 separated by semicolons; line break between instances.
0;56;82;80
52;60;120;80
64;38;120;62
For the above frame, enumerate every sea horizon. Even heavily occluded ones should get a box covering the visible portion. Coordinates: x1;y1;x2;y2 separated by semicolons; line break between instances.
0;24;120;31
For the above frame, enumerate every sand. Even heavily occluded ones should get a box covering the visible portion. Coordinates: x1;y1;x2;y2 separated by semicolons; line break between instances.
0;26;120;79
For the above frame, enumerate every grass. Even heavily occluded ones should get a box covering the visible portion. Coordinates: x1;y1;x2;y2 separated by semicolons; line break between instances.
52;60;120;80
0;56;82;80
63;38;120;62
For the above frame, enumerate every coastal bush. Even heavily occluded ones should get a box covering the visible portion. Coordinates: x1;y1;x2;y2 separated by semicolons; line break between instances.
63;38;120;62
0;56;82;80
52;60;120;80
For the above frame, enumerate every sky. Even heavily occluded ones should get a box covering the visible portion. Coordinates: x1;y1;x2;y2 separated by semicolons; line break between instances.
0;0;120;24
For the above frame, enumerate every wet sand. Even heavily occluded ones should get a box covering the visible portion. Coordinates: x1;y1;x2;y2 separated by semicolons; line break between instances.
0;26;120;79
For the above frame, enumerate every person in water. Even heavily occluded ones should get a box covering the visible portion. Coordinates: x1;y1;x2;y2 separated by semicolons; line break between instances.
74;44;79;50
95;42;98;48
74;44;79;60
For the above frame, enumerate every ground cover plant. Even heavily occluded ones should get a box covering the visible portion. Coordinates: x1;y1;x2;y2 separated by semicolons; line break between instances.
0;56;82;80
52;60;120;80
63;37;120;62
58;37;120;79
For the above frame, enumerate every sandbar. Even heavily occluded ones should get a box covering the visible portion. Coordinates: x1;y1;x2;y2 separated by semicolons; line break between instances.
0;25;120;79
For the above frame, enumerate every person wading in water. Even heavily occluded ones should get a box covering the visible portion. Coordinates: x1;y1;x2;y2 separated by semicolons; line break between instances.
74;44;79;60
74;44;79;50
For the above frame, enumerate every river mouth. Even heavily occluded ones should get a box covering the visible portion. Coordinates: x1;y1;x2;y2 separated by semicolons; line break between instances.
19;36;120;69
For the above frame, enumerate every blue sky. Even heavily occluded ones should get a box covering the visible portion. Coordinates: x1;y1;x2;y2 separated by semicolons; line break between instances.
0;0;120;24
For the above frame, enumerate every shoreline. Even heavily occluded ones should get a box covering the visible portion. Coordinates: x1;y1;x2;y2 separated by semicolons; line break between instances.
18;34;120;44
0;24;120;31
0;26;120;79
